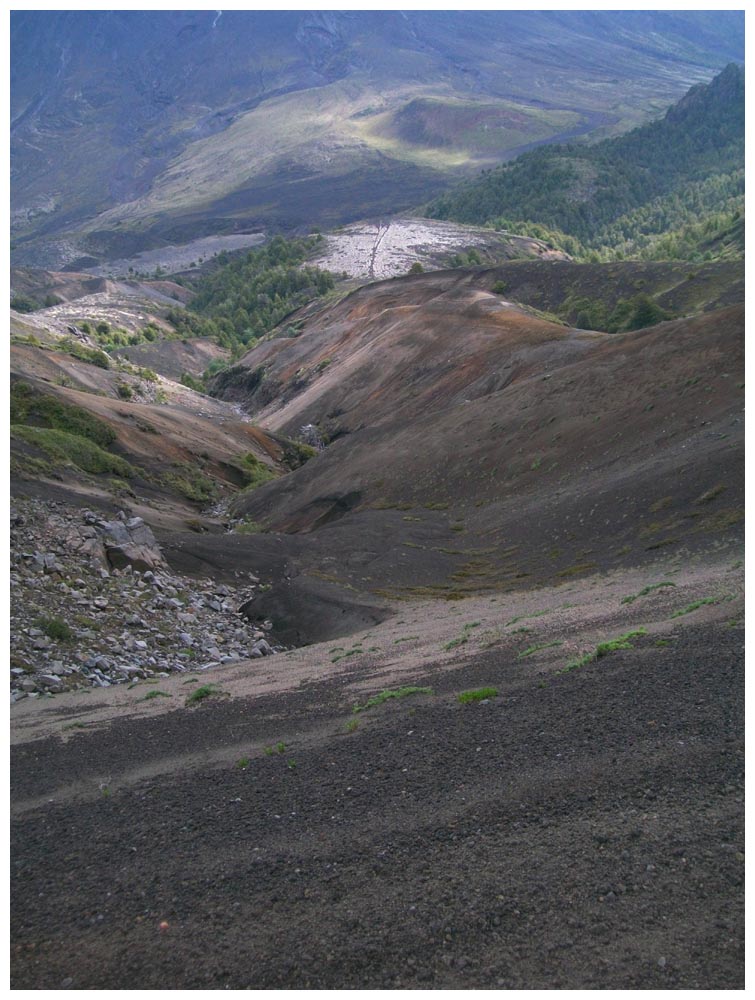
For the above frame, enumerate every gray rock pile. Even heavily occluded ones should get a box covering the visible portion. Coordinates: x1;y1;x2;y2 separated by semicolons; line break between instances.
10;499;281;703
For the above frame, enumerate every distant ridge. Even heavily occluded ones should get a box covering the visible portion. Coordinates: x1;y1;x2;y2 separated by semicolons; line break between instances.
425;64;744;262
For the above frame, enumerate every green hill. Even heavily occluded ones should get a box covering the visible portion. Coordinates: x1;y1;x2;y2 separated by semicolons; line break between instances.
425;64;744;262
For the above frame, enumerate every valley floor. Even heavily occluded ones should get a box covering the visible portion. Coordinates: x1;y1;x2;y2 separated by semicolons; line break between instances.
11;558;744;989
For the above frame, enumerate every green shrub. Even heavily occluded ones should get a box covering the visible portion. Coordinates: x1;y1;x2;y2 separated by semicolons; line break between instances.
38;616;72;641
162;463;217;503
185;684;224;705
239;452;277;490
10;296;40;313
57;338;111;368
179;372;204;393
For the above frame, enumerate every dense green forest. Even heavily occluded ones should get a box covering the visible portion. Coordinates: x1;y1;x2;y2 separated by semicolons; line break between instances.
168;235;336;352
425;64;744;262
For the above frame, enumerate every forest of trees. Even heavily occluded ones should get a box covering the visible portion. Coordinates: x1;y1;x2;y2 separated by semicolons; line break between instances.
181;234;335;351
425;64;744;263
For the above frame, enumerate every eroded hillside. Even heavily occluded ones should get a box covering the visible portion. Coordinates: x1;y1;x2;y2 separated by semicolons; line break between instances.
191;265;742;633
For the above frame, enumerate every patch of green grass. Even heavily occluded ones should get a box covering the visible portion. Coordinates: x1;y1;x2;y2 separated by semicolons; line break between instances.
394;636;420;644
162;464;218;503
139;690;172;702
11;380;115;445
263;741;287;756
345;719;359;733
236;757;250;769
517;640;563;659
556;562;597;578
233;520;265;534
458;687;498;704
331;645;364;663
506;609;549;627
443;621;481;651
353;686;433;713
562;628;648;673
670;597;717;618
12;425;134;478
621;581;676;604
695;484;726;504
182;677;199;684
185;684;224;705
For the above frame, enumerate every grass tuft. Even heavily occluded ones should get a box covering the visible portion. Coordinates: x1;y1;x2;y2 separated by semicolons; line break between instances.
621;582;676;604
670;597;717;618
562;628;648;673
353;686;432;714
37;616;73;641
517;640;563;659
443;621;481;651
458;687;498;704
185;684;224;705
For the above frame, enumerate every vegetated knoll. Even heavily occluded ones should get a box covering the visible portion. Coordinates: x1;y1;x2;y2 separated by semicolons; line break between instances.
201;268;742;618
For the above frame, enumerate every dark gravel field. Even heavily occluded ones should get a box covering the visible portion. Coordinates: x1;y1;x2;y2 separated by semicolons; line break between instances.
11;620;744;989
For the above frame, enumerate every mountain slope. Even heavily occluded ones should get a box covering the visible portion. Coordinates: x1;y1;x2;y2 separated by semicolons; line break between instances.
426;64;744;260
10;11;744;268
184;268;745;630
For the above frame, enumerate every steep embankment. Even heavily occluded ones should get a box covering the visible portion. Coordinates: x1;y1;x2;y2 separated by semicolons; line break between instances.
197;266;744;635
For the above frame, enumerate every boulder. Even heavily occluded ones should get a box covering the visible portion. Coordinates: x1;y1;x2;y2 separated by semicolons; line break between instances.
100;517;167;573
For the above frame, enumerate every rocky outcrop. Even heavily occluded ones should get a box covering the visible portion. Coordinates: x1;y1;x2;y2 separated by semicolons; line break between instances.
9;499;283;701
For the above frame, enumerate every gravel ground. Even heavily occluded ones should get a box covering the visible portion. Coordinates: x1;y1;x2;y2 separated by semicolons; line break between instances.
11;604;744;988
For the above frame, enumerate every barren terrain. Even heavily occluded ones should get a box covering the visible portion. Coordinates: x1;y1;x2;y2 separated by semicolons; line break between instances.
309;217;565;280
11;551;744;989
9;253;744;989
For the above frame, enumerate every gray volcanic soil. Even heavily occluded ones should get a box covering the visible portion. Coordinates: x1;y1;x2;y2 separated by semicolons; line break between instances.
11;560;744;989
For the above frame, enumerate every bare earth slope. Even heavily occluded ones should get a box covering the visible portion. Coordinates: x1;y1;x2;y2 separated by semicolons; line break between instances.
10;261;744;988
203;269;743;633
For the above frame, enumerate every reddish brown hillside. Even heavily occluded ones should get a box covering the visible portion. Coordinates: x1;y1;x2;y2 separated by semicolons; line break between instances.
205;272;743;612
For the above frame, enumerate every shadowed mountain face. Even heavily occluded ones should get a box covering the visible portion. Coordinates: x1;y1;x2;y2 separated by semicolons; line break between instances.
11;10;743;267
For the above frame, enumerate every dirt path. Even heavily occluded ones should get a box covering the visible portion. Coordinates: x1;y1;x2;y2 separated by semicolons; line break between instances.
11;559;744;988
